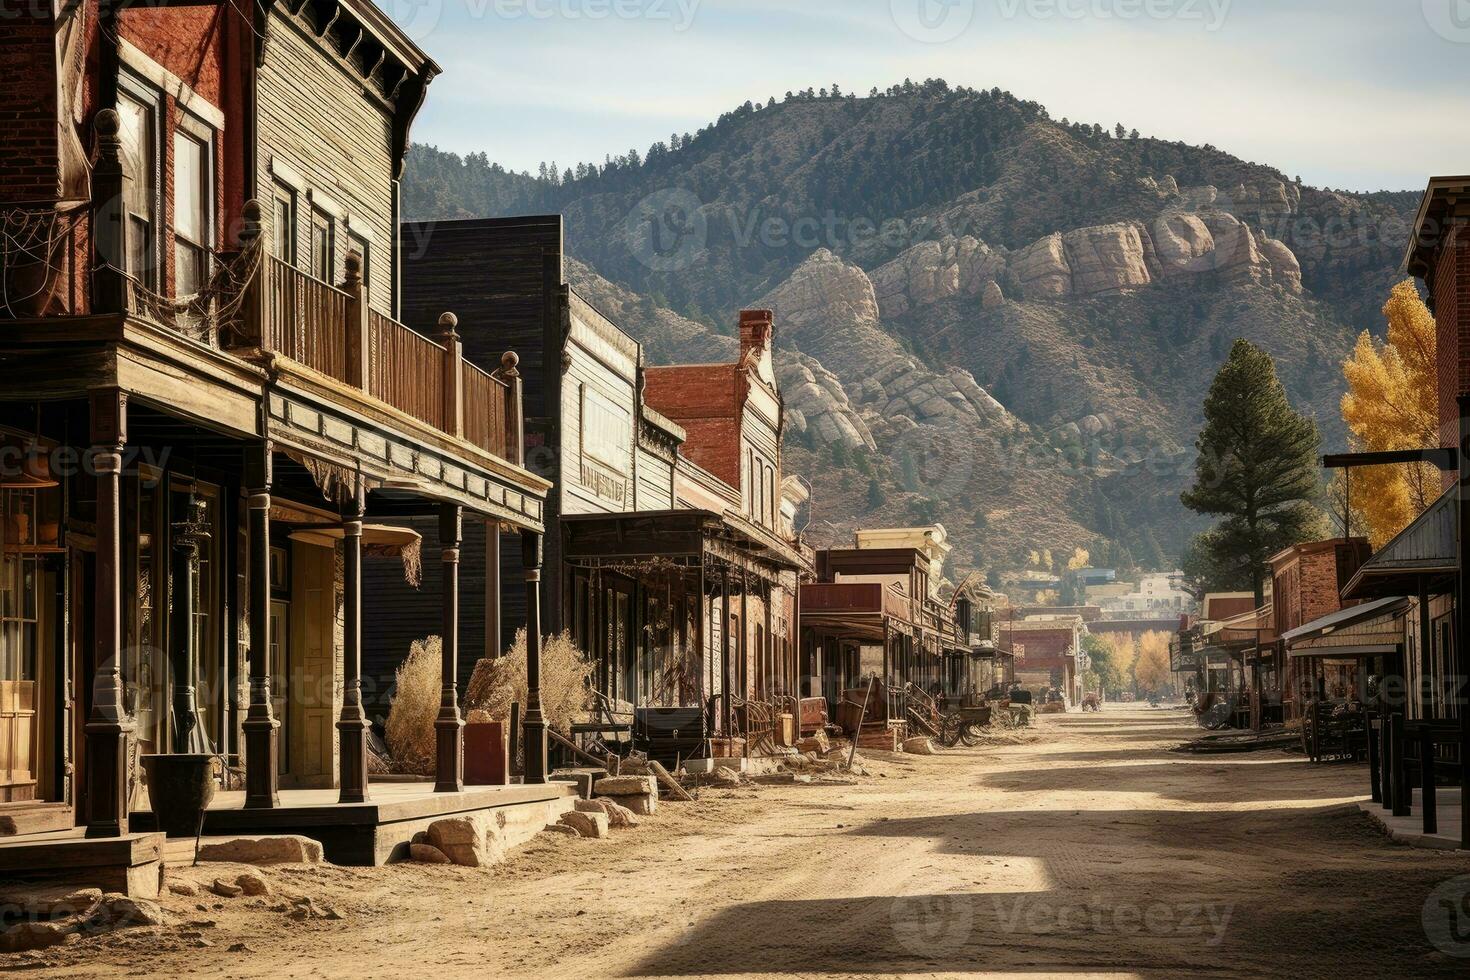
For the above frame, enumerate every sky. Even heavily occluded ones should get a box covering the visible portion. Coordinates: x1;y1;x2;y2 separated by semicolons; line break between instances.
377;0;1470;193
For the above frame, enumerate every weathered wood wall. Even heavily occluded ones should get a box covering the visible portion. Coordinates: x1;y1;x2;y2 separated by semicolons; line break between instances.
256;8;394;313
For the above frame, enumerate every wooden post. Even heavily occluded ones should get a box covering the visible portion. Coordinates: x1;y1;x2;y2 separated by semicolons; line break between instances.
243;442;279;808
1390;712;1411;817
1421;725;1437;836
90;110;129;316
342;252;369;389
485;521;501;660
337;484;369;804
437;313;463;438
1367;709;1381;803
1459;394;1470;849
83;388;132;837
500;352;524;466
521;530;548;784
235;200;264;349
721;566;732;739
435;504;464;793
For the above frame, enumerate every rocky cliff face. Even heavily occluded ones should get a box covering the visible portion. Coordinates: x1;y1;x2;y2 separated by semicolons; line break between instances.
406;82;1417;571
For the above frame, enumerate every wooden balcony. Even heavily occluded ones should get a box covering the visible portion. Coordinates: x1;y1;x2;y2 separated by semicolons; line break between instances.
801;582;911;621
243;236;523;464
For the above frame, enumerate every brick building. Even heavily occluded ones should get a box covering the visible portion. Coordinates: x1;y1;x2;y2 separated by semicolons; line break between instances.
0;0;559;877
997;616;1085;704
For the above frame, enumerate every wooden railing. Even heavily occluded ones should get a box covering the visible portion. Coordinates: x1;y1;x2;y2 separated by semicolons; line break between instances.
462;360;511;458
369;309;446;431
225;203;524;465
264;256;352;380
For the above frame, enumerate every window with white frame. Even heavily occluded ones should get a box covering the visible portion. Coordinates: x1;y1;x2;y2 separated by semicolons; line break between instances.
171;122;212;298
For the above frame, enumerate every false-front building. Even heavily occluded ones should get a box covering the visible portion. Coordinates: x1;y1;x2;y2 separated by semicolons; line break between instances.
0;0;554;873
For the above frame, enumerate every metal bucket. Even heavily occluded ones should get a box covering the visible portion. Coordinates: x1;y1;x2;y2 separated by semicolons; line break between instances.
141;754;216;837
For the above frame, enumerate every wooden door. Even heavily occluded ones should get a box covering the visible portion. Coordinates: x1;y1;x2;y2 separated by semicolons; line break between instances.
287;541;337;788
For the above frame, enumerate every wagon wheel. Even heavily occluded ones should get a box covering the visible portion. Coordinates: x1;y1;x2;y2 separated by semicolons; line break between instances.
939;714;963;747
958;721;981;747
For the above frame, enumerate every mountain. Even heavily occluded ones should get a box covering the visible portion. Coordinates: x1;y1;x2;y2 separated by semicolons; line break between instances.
402;79;1419;578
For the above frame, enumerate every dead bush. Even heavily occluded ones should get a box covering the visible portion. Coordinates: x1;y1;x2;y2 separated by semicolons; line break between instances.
385;636;441;773
466;629;594;734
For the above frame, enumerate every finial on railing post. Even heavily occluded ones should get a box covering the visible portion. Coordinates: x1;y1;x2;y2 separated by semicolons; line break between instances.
438;312;463;439
501;351;524;466
91;108;129;316
343;250;368;388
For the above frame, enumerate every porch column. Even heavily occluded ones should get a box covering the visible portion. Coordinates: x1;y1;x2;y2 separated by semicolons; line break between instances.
337;489;369;804
485;521;502;659
521;529;548;784
721;566;733;738
243;442;280;809
435;504;464;793
1457;394;1470;849
83;388;132;838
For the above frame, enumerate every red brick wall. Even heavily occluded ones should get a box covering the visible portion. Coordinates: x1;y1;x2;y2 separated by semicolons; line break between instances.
1297;549;1344;624
0;14;61;205
644;364;744;487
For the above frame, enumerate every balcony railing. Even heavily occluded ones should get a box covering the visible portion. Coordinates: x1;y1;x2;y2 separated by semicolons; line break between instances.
234;204;523;463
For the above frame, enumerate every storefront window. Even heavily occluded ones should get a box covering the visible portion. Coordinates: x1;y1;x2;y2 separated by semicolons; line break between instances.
2;481;59;803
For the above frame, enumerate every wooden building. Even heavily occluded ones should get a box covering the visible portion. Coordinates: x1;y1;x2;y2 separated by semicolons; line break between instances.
0;0;559;874
367;232;812;757
997;615;1086;706
799;526;966;731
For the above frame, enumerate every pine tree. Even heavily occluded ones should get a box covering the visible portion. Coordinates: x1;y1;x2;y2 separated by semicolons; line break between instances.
1181;339;1325;603
866;478;884;512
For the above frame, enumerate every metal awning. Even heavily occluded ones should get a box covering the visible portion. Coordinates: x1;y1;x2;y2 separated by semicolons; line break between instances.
1343;488;1456;599
1281;596;1409;658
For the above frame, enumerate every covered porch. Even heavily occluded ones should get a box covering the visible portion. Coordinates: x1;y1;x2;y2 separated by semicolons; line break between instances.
561;509;807;763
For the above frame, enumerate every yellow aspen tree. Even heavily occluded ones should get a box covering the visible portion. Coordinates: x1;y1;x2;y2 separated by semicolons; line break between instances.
1340;280;1438;548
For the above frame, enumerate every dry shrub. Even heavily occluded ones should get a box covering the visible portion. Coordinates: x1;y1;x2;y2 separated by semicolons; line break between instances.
385;635;441;773
466;629;594;734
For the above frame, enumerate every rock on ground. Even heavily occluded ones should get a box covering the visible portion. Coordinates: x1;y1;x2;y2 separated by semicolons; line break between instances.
576;797;641;828
195;835;324;865
0;885;102;920
234;873;271;897
426;813;498;868
592;775;656;797
902;737;938;755
409;843;452;864
557;810;610;839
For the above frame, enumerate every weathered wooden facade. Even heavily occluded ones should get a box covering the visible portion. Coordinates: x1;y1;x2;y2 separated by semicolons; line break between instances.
0;0;558;872
799;526;966;733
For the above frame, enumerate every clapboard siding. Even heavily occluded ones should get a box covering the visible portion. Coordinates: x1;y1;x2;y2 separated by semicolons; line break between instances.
562;305;638;517
635;446;675;510
256;11;394;313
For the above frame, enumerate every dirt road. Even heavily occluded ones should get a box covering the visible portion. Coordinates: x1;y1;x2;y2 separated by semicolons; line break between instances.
33;707;1470;978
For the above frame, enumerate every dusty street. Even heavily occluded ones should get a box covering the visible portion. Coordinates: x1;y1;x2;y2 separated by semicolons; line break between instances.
32;707;1470;978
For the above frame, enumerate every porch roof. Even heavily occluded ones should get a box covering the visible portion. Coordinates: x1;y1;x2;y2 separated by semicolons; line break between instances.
1281;595;1408;658
1342;487;1456;600
561;508;808;579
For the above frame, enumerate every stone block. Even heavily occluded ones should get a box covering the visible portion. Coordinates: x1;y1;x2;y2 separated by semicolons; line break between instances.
195;835;324;866
593;775;656;797
557;810;609;839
